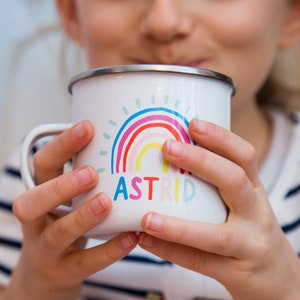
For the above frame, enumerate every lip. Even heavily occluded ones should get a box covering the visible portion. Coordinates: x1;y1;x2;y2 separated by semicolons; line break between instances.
173;61;207;69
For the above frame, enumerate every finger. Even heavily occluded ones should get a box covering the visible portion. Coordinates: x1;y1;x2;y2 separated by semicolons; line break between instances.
33;120;94;184
162;138;257;215
40;193;112;254
189;119;260;186
140;212;247;258
13;166;98;224
64;232;138;279
138;232;228;280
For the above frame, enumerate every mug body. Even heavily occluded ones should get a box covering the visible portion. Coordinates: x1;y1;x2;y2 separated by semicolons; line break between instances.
69;65;234;239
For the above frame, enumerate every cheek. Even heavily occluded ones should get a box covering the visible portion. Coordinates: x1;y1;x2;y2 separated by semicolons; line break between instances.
81;16;124;48
216;20;278;52
209;1;286;50
77;9;133;66
211;9;285;95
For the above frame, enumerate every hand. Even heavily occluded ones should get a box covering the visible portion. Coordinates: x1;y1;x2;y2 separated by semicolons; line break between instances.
6;121;137;300
138;119;300;300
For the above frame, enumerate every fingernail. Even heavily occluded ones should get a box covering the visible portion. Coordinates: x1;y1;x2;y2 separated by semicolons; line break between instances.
73;167;95;187
88;194;110;215
166;139;184;156
120;233;137;249
138;232;156;248
193;119;209;135
144;213;165;232
73;121;88;139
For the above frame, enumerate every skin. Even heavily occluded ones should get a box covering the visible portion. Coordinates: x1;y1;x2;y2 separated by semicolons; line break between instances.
2;0;300;299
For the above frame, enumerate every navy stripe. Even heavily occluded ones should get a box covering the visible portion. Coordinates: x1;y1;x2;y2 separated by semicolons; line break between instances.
0;263;12;276
0;237;22;249
122;254;171;265
4;167;21;179
0;200;13;212
84;280;163;298
285;184;300;199
281;217;300;233
285;183;300;199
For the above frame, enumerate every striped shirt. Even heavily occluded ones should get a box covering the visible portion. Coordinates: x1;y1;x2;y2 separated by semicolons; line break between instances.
0;109;299;299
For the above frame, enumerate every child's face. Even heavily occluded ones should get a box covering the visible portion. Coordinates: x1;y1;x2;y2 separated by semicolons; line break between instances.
59;0;299;109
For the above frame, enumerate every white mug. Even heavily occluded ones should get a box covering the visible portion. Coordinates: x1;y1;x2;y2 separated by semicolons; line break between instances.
21;64;235;239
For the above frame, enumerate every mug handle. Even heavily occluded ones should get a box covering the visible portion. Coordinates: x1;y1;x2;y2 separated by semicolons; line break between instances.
21;123;73;215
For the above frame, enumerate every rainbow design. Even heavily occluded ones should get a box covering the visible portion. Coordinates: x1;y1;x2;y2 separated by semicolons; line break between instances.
111;107;194;174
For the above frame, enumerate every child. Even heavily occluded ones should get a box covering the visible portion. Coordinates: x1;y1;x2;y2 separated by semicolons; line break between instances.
1;0;300;299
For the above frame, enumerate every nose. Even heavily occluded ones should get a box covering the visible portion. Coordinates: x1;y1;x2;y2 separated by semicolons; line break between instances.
140;0;193;42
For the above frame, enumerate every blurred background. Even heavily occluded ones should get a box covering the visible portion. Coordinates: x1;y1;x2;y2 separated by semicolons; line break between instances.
0;0;86;168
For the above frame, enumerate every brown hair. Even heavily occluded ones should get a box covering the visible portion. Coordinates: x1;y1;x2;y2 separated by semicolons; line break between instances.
257;44;300;112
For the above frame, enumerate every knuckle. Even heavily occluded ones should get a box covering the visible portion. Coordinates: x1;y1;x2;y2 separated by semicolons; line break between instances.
32;150;56;185
196;146;208;164
232;168;249;189
242;142;257;165
12;193;40;224
252;220;275;256
76;254;98;275
187;248;207;270
70;209;88;230
12;196;29;223
217;125;231;144
32;150;46;172
192;251;218;275
187;146;208;170
214;231;233;252
103;245;119;262
228;166;249;190
102;238;130;263
255;238;270;258
46;179;64;201
41;229;61;251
